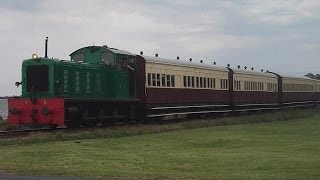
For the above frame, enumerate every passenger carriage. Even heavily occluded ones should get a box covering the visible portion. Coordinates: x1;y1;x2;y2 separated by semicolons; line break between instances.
135;55;232;119
281;75;316;108
231;69;279;112
314;80;320;103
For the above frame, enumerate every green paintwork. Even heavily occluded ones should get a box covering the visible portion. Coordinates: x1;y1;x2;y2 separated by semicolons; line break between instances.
21;46;135;99
22;58;57;98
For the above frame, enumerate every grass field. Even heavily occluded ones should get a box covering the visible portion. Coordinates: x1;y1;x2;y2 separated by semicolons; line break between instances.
0;110;320;179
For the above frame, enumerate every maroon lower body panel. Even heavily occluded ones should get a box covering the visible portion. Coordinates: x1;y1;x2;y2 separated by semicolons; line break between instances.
145;88;281;118
234;91;278;104
283;92;314;103
146;88;229;105
145;88;230;118
314;92;320;102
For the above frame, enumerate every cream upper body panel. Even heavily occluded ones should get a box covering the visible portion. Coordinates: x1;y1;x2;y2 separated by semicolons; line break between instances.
142;55;229;90
314;79;320;92
281;75;315;92
232;69;278;92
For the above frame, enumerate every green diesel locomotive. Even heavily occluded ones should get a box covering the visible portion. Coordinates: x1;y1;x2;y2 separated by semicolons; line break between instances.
9;42;139;128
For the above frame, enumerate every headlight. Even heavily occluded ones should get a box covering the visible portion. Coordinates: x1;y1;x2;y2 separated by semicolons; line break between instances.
32;53;38;60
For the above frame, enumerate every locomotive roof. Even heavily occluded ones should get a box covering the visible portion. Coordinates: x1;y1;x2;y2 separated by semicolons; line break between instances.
107;47;134;56
139;55;229;72
70;46;134;56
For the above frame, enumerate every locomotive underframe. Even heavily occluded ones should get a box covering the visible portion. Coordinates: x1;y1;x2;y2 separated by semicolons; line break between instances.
8;97;140;128
64;98;140;127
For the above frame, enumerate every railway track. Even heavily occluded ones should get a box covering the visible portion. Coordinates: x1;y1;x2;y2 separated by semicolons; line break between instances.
0;127;66;139
1;106;317;140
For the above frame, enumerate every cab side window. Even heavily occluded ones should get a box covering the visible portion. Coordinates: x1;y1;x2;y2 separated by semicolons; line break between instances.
101;52;115;66
116;57;129;72
71;53;85;62
116;58;124;71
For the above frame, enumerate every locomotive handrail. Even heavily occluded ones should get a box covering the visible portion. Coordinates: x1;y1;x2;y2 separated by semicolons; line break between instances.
147;109;233;118
235;103;279;107
150;104;230;110
283;101;314;105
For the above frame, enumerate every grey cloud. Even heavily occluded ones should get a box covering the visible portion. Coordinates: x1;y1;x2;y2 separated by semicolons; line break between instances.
0;0;42;11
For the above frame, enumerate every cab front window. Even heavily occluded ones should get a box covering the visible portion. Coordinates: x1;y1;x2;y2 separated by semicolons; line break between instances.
26;65;49;92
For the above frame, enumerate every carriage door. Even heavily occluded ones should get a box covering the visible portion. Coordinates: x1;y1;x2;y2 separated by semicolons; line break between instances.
127;57;136;97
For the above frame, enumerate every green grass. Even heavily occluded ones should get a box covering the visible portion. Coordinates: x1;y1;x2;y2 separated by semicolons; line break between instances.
0;109;318;146
0;110;319;179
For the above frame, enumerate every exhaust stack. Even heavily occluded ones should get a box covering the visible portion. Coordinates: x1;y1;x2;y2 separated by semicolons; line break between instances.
45;37;48;58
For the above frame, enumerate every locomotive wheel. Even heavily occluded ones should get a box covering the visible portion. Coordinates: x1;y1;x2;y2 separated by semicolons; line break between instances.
65;119;81;129
82;120;97;128
65;106;81;128
49;124;58;129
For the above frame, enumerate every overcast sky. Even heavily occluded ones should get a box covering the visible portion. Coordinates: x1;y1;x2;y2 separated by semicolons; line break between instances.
0;0;319;96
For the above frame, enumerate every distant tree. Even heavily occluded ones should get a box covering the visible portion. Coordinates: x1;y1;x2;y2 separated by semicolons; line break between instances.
305;73;315;79
305;73;320;80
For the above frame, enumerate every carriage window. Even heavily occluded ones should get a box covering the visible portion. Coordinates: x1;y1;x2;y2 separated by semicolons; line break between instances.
156;74;160;86
152;74;156;86
72;53;85;62
147;73;151;86
258;82;261;90
226;79;229;89
101;52;114;66
187;76;191;87
191;77;195;88
166;75;171;87
171;75;175;87
220;79;228;90
234;80;241;90
183;76;187;87
196;77;199;88
161;74;166;87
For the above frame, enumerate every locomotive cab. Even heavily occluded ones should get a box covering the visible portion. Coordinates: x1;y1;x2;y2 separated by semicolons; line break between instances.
70;46;137;98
